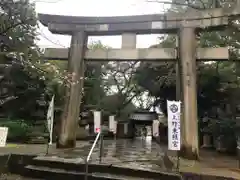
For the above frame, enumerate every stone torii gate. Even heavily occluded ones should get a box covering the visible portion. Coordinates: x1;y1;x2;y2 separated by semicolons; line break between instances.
38;6;240;159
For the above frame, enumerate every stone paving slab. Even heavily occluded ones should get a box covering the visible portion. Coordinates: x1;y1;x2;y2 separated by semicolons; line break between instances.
0;141;90;156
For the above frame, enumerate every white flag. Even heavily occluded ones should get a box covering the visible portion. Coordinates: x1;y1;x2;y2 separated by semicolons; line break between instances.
109;115;117;134
152;120;159;137
94;111;101;133
47;95;54;145
167;100;181;151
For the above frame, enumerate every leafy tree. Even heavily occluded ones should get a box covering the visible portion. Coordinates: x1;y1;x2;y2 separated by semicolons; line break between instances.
0;0;38;52
81;41;107;111
101;61;142;116
43;41;107;113
78;41;146;117
0;0;47;120
136;0;240;118
0;63;46;119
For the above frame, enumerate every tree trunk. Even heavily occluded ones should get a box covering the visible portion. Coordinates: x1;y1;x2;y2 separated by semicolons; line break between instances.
56;31;87;148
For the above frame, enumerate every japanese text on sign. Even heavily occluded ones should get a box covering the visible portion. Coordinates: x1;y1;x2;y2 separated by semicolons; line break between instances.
167;100;181;151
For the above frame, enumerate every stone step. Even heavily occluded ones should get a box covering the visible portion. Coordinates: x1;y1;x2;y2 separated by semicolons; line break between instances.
91;172;157;180
24;165;99;180
28;156;181;180
24;165;180;180
27;138;48;144
31;156;85;170
34;156;85;164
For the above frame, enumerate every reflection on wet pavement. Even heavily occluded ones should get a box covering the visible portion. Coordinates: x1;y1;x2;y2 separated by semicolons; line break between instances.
51;138;174;172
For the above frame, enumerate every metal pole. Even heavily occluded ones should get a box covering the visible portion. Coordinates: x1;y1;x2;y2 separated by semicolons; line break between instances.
85;161;88;180
99;134;104;163
176;152;180;172
238;155;240;169
238;144;240;168
46;143;50;155
85;131;101;180
237;135;240;169
45;126;50;155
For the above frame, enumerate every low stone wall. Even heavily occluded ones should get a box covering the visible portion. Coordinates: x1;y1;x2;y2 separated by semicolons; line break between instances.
0;155;9;174
8;154;36;174
0;154;36;175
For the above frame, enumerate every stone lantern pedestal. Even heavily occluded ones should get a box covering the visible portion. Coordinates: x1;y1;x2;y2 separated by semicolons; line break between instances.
201;133;213;148
214;135;227;152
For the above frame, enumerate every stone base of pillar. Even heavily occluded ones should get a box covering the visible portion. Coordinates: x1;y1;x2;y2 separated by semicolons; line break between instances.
56;137;76;149
76;126;88;139
56;141;76;149
215;136;227;152
201;134;213;149
179;145;199;160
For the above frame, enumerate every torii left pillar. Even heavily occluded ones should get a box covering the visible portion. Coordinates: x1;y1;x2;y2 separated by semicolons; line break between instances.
57;31;87;148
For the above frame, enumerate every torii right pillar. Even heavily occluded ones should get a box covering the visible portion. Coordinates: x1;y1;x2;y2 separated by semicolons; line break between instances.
179;26;199;160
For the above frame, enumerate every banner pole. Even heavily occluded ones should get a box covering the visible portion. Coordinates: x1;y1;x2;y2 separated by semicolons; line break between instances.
176;151;180;172
45;124;50;155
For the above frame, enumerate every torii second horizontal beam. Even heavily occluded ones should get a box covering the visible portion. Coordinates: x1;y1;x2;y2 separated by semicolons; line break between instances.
44;47;229;61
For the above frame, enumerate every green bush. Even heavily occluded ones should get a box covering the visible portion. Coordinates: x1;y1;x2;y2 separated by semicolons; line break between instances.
0;119;33;142
205;118;238;153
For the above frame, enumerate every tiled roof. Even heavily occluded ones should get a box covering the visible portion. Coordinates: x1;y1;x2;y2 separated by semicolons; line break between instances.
129;112;157;121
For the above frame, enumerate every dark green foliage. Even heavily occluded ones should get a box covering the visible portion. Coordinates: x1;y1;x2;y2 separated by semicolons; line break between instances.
0;119;32;142
0;63;46;120
134;1;240;119
0;0;38;51
0;0;46;120
82;62;105;110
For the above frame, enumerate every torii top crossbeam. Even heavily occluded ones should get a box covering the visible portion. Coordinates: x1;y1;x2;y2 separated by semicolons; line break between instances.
38;6;240;35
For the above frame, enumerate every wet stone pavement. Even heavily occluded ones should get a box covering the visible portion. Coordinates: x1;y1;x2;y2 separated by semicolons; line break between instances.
45;138;240;179
49;138;172;171
1;138;240;179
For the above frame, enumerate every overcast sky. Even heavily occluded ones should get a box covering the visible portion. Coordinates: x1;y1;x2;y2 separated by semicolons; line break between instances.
35;0;169;48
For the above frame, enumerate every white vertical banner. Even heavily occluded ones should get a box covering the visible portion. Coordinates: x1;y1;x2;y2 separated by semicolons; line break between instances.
94;111;101;133
152;120;159;137
109;115;117;134
167;100;181;151
124;123;128;135
0;127;8;147
47;95;55;145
